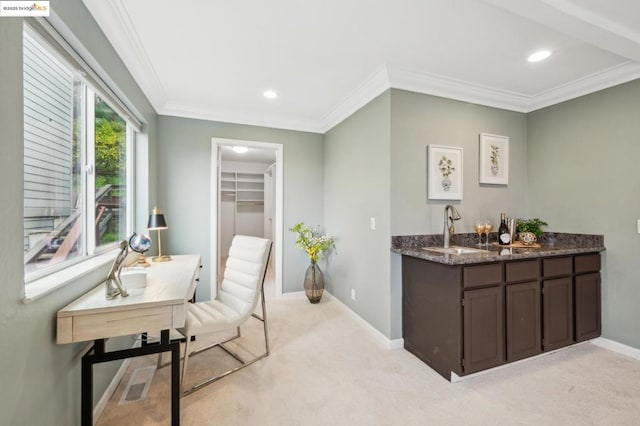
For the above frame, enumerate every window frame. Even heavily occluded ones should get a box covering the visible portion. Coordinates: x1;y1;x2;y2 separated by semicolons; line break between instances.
22;22;139;299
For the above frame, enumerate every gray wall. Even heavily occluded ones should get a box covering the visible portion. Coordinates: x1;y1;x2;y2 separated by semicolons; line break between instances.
386;89;528;339
0;0;158;423
527;80;640;349
157;115;323;300
390;89;529;235
324;91;392;336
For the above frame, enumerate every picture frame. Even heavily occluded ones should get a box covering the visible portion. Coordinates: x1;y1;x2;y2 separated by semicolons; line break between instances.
427;145;463;200
479;133;509;185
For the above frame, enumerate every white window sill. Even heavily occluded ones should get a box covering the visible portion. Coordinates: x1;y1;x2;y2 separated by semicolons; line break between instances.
23;250;119;303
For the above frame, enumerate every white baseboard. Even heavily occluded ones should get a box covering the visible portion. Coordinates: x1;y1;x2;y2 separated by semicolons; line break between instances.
93;358;131;424
591;337;640;360
279;290;307;300
324;291;404;350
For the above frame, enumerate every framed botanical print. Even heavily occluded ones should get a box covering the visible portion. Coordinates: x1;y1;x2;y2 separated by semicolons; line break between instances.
427;145;463;200
479;133;509;185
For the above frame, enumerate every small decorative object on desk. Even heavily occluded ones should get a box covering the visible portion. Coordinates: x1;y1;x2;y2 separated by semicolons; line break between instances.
105;240;130;299
129;232;152;267
289;222;335;304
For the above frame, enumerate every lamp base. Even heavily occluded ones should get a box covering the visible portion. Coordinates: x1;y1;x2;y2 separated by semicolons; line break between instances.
136;253;151;268
152;255;172;262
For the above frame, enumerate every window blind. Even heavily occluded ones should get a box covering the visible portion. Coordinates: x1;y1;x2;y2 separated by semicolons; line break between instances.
25;16;144;132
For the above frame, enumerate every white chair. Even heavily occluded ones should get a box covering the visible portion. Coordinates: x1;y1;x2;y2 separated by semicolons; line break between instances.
178;235;272;395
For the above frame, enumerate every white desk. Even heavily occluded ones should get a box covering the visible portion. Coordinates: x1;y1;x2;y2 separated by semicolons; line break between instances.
57;255;201;343
56;254;201;426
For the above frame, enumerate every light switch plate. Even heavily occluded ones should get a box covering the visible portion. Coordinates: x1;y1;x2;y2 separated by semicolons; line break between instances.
637;219;640;234
370;217;376;230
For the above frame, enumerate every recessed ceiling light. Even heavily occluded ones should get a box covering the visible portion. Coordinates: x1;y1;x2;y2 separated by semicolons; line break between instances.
263;90;278;99
232;146;248;154
527;50;552;63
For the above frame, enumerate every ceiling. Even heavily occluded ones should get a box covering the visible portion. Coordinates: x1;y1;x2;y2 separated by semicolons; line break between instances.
83;0;640;134
219;145;276;164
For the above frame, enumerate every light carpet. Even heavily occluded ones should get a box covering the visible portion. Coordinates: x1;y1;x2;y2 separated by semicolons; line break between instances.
97;290;640;426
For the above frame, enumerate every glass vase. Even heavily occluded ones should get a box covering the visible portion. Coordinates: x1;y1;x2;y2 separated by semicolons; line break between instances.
304;261;324;304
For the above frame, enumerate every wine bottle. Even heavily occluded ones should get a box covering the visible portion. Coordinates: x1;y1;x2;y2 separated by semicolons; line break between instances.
498;212;511;245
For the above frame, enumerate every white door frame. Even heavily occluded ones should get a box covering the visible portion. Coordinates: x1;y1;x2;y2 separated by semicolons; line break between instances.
210;137;283;297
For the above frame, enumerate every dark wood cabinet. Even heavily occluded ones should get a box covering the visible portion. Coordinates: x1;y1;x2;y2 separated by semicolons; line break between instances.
402;251;601;380
402;257;462;379
575;272;601;341
542;277;574;350
463;286;504;373
506;281;541;362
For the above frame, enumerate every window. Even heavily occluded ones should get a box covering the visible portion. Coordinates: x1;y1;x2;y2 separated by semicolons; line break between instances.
23;26;134;283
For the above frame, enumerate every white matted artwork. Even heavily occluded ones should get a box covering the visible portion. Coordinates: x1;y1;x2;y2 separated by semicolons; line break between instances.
479;133;509;185
427;145;463;200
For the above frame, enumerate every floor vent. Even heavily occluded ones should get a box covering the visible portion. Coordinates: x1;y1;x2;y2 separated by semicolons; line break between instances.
118;365;156;405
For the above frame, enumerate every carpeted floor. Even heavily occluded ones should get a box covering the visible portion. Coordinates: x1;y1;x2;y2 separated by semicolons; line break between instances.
96;278;640;426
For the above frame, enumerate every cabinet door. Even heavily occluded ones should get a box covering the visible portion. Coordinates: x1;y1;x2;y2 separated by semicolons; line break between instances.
463;286;504;374
542;277;574;351
506;282;541;362
575;273;601;341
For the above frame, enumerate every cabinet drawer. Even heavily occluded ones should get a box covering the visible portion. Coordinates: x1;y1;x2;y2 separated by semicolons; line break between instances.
574;253;601;274
506;260;540;283
463;263;502;288
543;256;572;277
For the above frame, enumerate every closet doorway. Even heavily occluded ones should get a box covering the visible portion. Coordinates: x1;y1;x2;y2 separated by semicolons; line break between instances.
210;138;283;298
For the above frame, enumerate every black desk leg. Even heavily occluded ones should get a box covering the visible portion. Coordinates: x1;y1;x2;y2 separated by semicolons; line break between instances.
80;334;181;426
171;341;181;425
81;354;93;425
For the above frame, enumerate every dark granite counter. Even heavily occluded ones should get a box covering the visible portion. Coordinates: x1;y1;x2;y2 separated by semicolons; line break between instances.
391;232;605;265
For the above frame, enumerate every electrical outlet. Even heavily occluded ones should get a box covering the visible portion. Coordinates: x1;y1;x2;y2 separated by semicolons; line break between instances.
351;288;356;300
370;217;376;230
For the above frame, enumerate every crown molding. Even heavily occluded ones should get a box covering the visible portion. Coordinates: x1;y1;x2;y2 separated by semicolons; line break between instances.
388;66;531;112
529;61;640;111
160;103;324;134
84;0;640;134
82;0;168;109
318;65;391;133
155;61;640;132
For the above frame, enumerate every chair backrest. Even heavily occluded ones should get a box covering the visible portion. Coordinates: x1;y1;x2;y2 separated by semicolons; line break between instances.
217;235;272;319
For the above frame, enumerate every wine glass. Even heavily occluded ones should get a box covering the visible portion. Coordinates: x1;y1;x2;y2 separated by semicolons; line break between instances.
483;220;493;245
474;220;486;246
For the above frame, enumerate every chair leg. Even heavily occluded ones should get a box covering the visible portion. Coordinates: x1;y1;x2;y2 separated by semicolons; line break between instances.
181;335;191;395
181;261;271;396
260;285;270;355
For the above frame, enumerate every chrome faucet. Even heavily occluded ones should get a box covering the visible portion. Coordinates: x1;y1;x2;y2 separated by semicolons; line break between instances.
443;205;461;248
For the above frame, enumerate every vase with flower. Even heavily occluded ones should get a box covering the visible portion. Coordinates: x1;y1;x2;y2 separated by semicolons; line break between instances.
289;222;335;303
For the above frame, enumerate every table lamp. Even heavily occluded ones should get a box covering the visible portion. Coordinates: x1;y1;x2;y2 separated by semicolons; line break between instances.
147;207;171;262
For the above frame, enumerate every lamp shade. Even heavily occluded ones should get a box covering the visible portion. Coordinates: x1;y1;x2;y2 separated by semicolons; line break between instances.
147;207;168;230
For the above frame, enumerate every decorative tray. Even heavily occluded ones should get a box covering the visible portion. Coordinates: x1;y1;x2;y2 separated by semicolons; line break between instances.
491;241;541;248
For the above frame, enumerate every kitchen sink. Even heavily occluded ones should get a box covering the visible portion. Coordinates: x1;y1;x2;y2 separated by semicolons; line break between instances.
422;246;489;255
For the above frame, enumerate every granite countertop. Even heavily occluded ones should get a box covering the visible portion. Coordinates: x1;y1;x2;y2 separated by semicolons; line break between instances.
391;232;605;265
